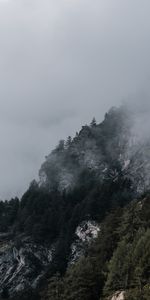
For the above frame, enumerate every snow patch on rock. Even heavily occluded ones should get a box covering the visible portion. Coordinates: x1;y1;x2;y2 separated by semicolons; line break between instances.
70;221;100;264
110;291;125;300
76;220;100;242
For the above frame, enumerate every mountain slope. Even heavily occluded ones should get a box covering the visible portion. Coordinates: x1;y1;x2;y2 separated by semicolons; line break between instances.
42;196;150;300
0;105;149;299
39;107;131;192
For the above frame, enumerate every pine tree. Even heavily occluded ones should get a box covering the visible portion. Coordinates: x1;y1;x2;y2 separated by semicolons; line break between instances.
65;136;72;148
90;117;97;127
104;240;132;294
63;257;102;300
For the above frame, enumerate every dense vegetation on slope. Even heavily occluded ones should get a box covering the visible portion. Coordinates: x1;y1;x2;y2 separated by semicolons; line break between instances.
0;106;149;299
41;197;150;300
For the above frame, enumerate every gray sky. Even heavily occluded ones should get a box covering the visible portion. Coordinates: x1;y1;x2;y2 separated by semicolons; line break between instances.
0;0;150;199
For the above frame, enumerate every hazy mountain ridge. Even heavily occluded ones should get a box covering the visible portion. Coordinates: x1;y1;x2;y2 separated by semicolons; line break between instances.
39;107;131;191
39;105;150;195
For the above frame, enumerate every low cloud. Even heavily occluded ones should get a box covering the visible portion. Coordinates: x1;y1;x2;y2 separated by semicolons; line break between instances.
0;0;150;198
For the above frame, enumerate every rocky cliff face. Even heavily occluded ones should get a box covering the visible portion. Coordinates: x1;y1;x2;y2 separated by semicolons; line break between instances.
0;221;100;298
0;234;53;297
110;291;125;300
70;220;100;264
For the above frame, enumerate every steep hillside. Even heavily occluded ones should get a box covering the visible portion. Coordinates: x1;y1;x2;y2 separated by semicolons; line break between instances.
41;196;150;300
39;107;131;192
0;106;149;299
39;106;150;195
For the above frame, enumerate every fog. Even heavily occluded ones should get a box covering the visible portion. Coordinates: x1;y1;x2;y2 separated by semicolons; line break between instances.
0;0;150;199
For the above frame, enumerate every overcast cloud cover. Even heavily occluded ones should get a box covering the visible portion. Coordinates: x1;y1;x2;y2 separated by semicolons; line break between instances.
0;0;150;199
